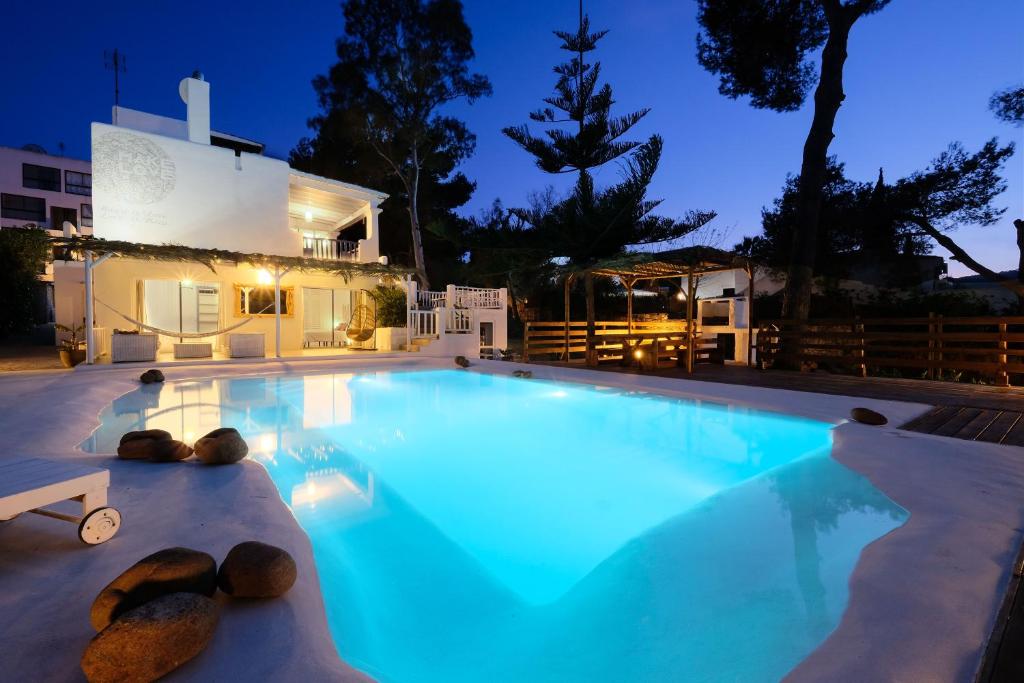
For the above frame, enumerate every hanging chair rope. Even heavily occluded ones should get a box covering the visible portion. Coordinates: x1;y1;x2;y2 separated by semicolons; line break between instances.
95;297;262;339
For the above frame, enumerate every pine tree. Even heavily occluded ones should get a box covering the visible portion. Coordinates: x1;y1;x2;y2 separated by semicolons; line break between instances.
501;2;713;338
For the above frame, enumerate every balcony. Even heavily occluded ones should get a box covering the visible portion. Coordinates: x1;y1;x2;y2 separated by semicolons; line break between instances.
303;236;358;261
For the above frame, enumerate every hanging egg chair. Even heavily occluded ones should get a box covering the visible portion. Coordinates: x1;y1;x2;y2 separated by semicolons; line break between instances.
346;289;377;348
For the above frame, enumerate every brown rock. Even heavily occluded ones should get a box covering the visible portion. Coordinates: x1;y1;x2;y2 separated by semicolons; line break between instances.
90;547;217;631
139;369;165;384
81;592;218;683
116;430;171;460
217;541;297;598
148;440;193;463
193;427;249;465
851;407;888;426
454;355;471;368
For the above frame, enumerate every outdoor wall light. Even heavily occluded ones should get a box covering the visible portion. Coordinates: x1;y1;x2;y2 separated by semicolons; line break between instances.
676;291;686;301
304;208;314;223
181;278;193;287
634;349;644;360
257;268;274;285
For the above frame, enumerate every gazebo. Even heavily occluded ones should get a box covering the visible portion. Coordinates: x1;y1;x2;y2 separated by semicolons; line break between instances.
563;246;756;371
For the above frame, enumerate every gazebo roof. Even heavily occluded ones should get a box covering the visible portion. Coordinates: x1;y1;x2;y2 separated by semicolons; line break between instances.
589;246;753;282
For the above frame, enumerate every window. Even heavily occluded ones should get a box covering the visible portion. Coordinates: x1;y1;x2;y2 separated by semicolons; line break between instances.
1;193;46;222
235;285;294;317
65;171;92;196
22;163;60;192
80;203;93;228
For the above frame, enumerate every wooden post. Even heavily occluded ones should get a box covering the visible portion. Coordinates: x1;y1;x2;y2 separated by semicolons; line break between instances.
626;278;634;335
686;267;695;373
854;317;866;377
746;264;755;367
523;322;530;363
585;272;596;367
927;312;936;380
998;321;1009;387
562;274;573;362
936;314;944;380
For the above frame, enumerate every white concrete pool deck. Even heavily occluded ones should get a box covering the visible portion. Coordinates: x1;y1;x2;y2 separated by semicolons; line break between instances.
0;356;1021;681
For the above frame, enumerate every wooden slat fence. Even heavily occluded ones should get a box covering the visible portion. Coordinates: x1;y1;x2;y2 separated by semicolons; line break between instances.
524;321;687;362
756;315;1024;386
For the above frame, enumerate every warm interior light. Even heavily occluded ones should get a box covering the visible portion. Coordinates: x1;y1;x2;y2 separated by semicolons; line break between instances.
676;291;685;301
634;349;644;359
257;268;273;286
304;208;314;223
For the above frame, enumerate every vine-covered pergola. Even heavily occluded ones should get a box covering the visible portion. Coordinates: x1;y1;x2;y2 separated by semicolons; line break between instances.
51;236;412;363
565;246;756;370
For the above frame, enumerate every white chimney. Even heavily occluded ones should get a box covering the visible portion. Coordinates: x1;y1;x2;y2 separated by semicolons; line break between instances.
178;74;210;144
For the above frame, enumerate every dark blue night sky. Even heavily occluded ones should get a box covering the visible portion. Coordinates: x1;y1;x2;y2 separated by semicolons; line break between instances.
2;0;1021;274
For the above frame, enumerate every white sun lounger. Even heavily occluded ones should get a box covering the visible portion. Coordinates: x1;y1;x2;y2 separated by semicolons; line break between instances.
0;457;121;544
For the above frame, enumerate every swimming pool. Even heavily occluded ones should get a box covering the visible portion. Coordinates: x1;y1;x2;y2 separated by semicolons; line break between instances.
85;368;907;682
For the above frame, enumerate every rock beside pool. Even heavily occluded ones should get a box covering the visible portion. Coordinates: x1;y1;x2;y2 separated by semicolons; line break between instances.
90;547;218;631
851;407;888;426
193;427;249;465
81;592;218;683
454;356;471;368
116;429;173;460
513;370;532;378
217;541;297;598
139;369;165;384
117;429;192;462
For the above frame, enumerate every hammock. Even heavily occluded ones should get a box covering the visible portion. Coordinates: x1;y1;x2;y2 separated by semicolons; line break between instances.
96;297;258;339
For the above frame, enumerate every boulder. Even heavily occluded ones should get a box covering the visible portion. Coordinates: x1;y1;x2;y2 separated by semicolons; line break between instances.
454;356;471;368
512;370;532;378
81;592;218;683
193;427;249;465
140;369;165;384
116;430;192;462
148;440;194;463
850;407;888;426
217;541;297;598
90;547;217;631
116;429;172;460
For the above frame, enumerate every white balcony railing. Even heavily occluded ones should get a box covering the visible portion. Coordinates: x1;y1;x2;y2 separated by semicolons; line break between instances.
453;286;503;309
416;290;448;309
409;310;438;339
448;309;473;333
303;236;358;261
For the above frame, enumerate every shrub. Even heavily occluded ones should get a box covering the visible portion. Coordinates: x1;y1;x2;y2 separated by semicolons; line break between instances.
371;284;407;328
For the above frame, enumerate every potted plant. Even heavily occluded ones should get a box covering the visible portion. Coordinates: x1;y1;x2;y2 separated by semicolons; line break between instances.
55;323;86;367
370;284;409;351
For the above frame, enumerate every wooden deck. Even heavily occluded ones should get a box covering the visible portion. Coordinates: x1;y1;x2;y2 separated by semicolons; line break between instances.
901;406;1024;445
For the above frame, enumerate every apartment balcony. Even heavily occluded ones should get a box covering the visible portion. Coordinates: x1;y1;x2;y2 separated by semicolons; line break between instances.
303;236;358;261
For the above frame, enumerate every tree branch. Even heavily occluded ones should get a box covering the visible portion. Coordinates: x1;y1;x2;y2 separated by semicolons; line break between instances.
902;214;1024;294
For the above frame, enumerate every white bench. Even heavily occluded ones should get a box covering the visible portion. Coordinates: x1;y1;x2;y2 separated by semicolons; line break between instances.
111;333;158;363
229;333;265;358
173;342;213;359
0;457;121;544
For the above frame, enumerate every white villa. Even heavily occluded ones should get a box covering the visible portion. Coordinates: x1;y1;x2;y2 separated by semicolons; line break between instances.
53;74;507;363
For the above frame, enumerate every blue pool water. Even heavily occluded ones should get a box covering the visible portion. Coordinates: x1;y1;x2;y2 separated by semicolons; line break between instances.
85;369;907;682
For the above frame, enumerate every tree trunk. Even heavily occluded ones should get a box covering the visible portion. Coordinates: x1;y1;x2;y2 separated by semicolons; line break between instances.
407;200;430;290
781;11;854;323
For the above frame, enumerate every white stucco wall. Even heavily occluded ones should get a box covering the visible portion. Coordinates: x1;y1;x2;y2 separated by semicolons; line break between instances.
91;122;294;255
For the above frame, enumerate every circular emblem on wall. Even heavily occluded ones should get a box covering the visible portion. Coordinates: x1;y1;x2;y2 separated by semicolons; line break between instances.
93;132;177;205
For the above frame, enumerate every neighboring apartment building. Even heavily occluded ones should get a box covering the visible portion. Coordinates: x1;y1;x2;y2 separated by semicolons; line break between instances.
0;145;94;237
53;74;506;360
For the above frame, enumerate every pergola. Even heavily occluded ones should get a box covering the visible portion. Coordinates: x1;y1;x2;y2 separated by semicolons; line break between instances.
51;236;410;364
567;246;756;370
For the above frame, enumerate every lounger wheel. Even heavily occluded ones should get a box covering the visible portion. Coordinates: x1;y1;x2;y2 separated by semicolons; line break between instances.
78;507;121;545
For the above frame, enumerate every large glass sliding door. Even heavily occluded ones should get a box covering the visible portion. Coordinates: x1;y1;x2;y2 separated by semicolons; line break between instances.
142;280;221;340
303;288;352;347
